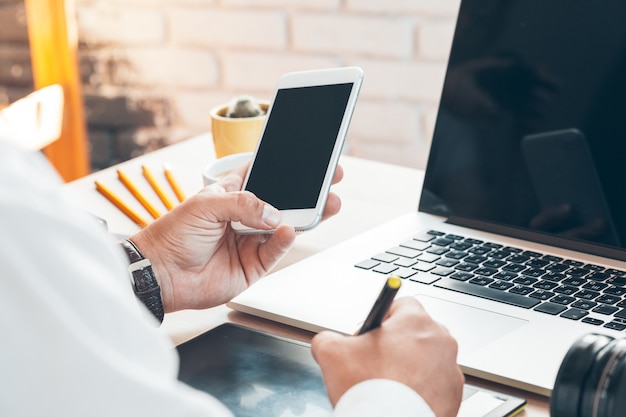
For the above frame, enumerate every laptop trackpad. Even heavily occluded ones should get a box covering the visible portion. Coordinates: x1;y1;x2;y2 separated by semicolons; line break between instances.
414;294;528;355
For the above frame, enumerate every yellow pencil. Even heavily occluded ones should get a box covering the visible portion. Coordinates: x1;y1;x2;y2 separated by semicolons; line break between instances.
142;164;175;211
163;163;186;202
94;180;149;228
117;169;162;219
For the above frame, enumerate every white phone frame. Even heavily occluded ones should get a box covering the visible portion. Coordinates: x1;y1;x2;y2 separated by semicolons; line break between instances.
231;66;364;234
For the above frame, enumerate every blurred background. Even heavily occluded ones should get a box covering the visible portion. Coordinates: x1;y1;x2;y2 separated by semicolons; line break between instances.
0;0;459;172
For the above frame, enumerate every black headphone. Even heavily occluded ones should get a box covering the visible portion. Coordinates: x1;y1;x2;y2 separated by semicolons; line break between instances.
551;333;626;417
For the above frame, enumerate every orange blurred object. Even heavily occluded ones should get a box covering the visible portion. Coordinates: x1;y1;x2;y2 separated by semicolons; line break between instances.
25;0;89;181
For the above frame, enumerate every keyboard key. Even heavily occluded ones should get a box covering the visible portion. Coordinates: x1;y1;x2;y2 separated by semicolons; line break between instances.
522;250;543;258
530;290;554;301
502;264;526;273
534;302;567;315
604;322;626;331
355;259;380;270
507;254;531;263
563;259;584;267
456;263;479;272
489;281;514;291
521;268;546;278
394;257;418;268
445;250;469;260
547;263;569;273
483;242;503;249
583;282;608;292
434;278;540;308
560;308;589;320
372;253;399;263
464;238;483;245
432;237;454;246
614;308;626;319
468;246;492;255
543;255;563;263
426;230;445;236
409;272;440;285
563;277;585;287
489;251;510;260
450;272;474;281
543;272;566;282
414;232;437;241
469;277;494;286
417;253;440;263
400;239;430;251
373;263;398;274
551;294;575;305
387;246;420;258
595;294;621;305
510;285;534;296
465;255;487;264
592;305;619;315
526;258;550;268
555;285;578;296
426;246;449;255
437;258;459;268
412;261;436;272
431;266;455;276
493;271;518;281
394;267;418;279
582;317;604;326
474;267;498;276
604;286;626;296
483;259;506;269
574;289;600;301
567;268;590;278
587;272;610;282
445;234;465;240
533;280;558;290
572;300;597;310
513;277;538;286
450;242;473;251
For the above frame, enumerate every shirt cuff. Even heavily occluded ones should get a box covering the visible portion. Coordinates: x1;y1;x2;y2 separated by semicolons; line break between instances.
333;379;435;417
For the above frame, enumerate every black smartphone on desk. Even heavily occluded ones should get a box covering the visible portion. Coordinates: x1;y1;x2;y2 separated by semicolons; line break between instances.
231;67;363;234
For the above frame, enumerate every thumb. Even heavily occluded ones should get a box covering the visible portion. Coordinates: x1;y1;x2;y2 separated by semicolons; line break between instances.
199;190;281;230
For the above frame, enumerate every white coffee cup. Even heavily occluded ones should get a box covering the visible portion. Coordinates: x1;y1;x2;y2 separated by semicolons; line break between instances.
202;152;252;186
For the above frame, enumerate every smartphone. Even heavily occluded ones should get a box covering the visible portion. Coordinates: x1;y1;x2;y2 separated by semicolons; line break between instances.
231;66;364;234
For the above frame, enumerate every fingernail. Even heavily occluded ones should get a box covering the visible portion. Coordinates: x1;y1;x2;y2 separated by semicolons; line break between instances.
262;204;281;227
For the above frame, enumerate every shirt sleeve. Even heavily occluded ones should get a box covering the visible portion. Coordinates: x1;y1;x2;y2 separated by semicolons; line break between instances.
0;142;234;417
333;379;435;417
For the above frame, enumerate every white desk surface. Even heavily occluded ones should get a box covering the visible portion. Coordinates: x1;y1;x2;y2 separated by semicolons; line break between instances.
62;133;548;416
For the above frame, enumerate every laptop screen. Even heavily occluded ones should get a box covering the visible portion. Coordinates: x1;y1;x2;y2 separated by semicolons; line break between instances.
421;0;626;260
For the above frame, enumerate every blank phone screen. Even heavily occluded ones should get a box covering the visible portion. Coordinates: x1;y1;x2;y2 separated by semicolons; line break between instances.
244;83;354;210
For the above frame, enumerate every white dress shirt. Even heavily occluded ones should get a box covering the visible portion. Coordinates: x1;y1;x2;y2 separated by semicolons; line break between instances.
0;140;433;417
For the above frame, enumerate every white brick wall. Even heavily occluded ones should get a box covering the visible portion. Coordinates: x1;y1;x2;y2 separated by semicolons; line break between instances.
76;0;461;169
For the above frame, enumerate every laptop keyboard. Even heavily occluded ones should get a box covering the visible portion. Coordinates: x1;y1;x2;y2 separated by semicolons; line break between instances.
355;229;626;331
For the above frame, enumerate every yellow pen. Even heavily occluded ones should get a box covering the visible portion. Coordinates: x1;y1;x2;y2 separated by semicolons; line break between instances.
142;164;175;210
358;276;402;335
117;169;162;219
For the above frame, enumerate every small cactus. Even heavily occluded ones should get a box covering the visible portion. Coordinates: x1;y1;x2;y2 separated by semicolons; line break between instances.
226;95;265;118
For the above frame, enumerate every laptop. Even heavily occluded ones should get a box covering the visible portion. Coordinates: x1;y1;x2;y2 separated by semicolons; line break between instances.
229;0;626;396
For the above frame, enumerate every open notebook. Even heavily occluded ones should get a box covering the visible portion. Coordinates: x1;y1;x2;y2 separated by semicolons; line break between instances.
229;0;626;395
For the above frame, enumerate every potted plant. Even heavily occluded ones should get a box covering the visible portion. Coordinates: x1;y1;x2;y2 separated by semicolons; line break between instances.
210;95;269;158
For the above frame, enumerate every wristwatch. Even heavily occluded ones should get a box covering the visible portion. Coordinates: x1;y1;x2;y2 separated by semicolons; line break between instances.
119;239;164;323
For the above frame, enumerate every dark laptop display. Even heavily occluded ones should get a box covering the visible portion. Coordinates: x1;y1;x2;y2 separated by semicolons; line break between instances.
422;0;626;260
